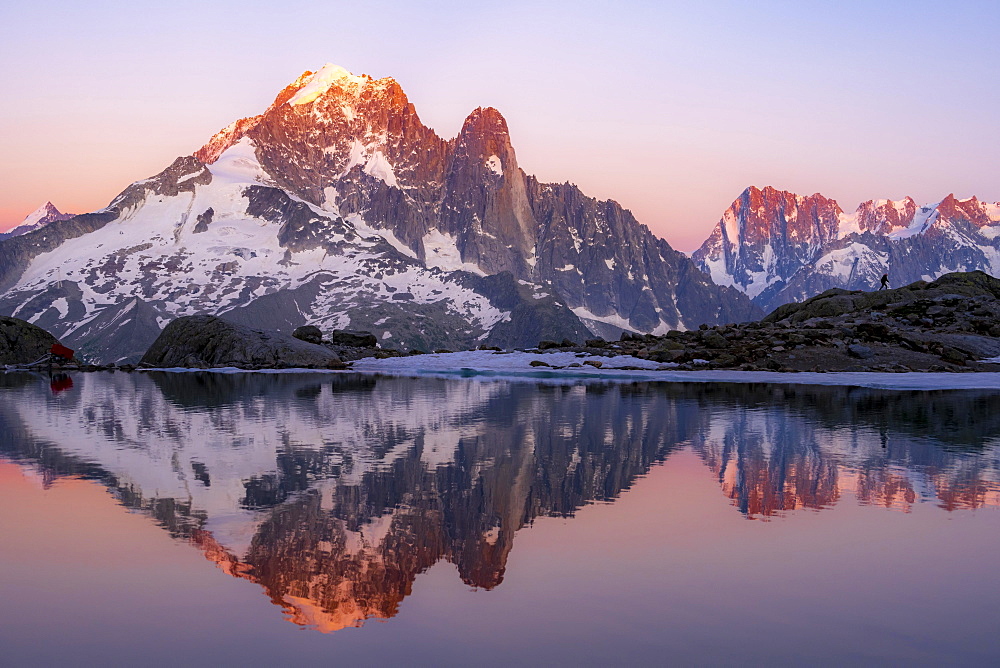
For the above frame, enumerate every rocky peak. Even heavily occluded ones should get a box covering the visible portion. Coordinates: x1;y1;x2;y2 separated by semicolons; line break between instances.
285;64;371;104
436;106;537;274
193;65;428;193
934;193;959;221
726;186;842;245
693;186;845;302
459;106;510;143
934;193;995;228
454;107;515;174
855;197;917;234
30;202;66;222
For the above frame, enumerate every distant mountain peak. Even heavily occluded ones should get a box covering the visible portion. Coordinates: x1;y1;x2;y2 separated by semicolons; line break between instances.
1;201;73;239
25;201;62;222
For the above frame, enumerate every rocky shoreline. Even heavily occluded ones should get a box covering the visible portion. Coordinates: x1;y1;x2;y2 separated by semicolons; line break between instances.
524;271;1000;373
5;271;1000;376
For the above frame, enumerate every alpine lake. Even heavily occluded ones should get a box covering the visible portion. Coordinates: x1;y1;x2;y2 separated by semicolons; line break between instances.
2;369;999;666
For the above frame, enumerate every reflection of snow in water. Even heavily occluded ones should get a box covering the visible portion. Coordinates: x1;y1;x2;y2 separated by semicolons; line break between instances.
7;373;506;552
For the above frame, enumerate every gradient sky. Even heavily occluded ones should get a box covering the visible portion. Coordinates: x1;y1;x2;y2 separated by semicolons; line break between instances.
1;0;997;250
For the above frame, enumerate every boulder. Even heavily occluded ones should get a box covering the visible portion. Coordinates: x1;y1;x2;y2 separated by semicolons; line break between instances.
0;316;61;365
329;329;378;348
847;344;874;359
939;347;967;364
292;325;323;344
140;315;345;368
701;331;729;349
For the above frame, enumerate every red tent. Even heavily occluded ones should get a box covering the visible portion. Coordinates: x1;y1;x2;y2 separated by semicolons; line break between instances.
50;343;74;362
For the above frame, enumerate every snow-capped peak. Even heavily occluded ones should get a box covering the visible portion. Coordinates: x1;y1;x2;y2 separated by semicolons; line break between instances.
22;202;60;226
288;64;368;106
2;201;72;237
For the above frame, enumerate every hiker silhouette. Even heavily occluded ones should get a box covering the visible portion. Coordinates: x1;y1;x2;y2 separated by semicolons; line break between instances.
879;274;889;290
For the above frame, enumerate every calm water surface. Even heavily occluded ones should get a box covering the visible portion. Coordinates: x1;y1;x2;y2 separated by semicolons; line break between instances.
1;371;999;666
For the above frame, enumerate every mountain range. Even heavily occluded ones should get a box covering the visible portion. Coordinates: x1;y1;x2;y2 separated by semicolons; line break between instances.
693;186;1000;313
4;65;997;364
0;64;757;363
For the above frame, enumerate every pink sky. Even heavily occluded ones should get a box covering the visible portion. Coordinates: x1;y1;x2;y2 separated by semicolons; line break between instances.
1;1;997;251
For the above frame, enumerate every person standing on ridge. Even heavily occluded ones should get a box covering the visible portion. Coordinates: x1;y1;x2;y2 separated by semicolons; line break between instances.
879;273;889;290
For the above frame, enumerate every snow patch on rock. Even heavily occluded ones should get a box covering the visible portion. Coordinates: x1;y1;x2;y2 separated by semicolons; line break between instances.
209;137;269;185
422;229;483;275
363;150;398;188
486;155;502;176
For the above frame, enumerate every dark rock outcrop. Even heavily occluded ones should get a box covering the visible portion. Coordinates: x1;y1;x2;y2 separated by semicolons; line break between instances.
192;208;214;234
0;316;60;365
140;315;345;369
329;330;377;347
292;325;323;344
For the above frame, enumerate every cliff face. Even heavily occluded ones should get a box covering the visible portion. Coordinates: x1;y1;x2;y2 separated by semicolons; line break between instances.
694;186;1000;314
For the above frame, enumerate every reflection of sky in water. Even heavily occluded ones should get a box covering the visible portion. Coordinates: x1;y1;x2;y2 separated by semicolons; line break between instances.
1;372;999;664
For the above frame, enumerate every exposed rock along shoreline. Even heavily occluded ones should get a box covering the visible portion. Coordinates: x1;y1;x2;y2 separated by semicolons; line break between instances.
5;271;1000;376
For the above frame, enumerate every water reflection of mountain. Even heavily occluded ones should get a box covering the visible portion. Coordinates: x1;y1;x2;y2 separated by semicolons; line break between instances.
0;372;687;631
668;383;1000;517
1;373;999;630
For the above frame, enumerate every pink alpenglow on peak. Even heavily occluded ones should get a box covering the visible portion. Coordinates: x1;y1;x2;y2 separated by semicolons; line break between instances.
1;202;73;238
693;186;1000;313
287;64;372;106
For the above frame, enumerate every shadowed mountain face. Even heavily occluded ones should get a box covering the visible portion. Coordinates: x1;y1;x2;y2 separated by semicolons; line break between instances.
0;65;757;363
1;373;998;631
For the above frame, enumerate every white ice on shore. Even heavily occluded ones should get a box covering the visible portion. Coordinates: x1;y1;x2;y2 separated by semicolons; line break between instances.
353;349;664;373
136;350;1000;391
347;350;1000;389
